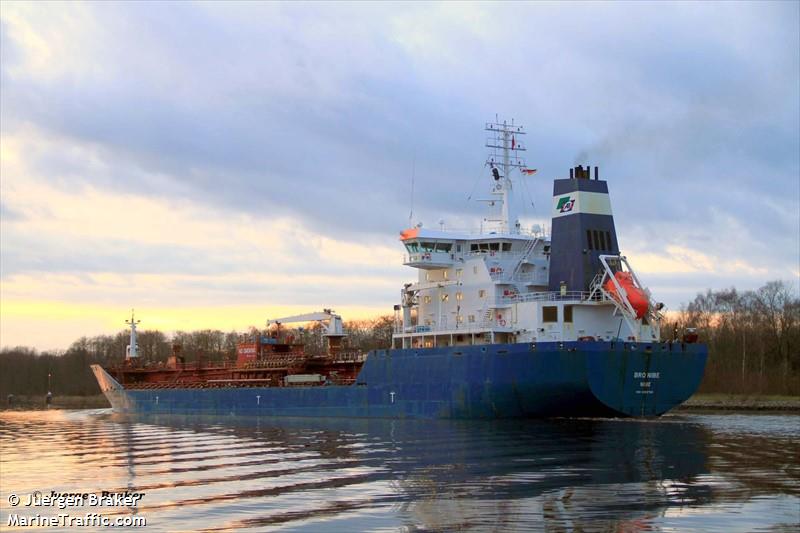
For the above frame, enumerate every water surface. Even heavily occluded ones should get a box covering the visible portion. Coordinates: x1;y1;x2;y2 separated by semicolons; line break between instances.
1;410;797;532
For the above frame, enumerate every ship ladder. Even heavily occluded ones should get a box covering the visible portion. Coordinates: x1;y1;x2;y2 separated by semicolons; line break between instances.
510;237;538;280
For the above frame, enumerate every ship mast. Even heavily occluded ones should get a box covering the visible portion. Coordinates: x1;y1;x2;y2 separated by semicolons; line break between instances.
125;310;140;360
485;117;527;234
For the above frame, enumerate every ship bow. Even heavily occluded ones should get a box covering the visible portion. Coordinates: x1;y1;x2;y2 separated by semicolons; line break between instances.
90;364;129;411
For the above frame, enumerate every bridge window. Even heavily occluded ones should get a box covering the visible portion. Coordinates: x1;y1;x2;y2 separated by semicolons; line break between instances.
543;306;558;323
471;244;479;252
564;305;573;323
406;242;419;253
436;242;452;252
502;242;512;252
489;242;500;251
420;242;436;252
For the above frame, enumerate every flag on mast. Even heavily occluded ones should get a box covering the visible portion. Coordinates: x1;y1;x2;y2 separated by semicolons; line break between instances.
511;135;516;150
521;168;537;175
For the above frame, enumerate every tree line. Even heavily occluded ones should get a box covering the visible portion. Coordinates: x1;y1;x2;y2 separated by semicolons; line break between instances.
664;280;799;396
1;281;797;398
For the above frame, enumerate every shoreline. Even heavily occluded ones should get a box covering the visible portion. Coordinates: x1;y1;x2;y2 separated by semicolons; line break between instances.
2;394;111;411
674;393;799;412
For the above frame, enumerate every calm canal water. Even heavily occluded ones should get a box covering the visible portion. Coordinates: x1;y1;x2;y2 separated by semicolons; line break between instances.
1;409;797;532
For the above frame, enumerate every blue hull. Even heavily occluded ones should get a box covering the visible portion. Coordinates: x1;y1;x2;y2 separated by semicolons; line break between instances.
93;341;707;418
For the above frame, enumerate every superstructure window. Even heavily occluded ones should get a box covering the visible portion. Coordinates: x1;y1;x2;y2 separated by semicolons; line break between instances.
543;306;558;323
456;269;463;278
587;230;593;250
592;231;600;250
456;292;463;301
423;295;431;304
605;231;612;250
441;293;449;302
564;305;573;323
471;244;479;252
479;289;486;298
502;243;512;252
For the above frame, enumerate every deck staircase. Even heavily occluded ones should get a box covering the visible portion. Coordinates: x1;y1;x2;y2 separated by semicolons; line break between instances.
510;238;537;279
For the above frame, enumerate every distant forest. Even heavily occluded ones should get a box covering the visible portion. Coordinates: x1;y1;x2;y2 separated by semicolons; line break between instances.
1;281;798;397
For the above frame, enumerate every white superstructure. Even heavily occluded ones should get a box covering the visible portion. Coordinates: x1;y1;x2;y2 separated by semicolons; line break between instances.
392;119;663;349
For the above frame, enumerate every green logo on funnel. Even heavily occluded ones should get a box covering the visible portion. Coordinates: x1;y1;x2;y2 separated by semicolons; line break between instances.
556;196;575;213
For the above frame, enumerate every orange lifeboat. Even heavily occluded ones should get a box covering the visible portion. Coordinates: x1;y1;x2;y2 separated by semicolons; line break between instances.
604;271;649;319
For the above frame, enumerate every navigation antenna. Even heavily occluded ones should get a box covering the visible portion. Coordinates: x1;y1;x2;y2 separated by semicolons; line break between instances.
409;152;416;226
485;117;528;234
125;309;141;360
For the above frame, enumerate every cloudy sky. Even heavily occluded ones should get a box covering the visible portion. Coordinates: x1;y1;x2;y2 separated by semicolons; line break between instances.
1;1;798;350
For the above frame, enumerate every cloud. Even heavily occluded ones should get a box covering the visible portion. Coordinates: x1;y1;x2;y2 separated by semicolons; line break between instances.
1;1;798;348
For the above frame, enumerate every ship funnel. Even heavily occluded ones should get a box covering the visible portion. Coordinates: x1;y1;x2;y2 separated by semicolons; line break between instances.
548;166;620;292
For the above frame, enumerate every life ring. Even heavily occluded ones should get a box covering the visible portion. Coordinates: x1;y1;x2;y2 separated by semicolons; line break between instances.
499;319;506;326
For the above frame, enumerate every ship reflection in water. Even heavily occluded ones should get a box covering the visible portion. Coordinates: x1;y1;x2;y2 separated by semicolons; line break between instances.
0;411;797;532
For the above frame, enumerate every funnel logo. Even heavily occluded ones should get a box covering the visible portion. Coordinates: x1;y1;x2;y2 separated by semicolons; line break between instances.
556;196;575;213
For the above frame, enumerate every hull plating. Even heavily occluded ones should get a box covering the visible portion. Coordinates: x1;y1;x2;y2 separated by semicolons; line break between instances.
93;341;707;419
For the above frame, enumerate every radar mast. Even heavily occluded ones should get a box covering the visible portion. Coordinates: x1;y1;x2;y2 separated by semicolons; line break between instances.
125;310;141;360
485;117;528;234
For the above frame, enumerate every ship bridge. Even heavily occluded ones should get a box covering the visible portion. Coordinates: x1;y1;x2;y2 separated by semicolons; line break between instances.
393;117;663;349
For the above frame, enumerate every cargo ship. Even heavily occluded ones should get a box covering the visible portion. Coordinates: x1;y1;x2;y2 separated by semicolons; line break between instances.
92;118;707;418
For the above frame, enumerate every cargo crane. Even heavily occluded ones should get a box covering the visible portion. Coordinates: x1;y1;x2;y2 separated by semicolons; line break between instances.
267;309;347;351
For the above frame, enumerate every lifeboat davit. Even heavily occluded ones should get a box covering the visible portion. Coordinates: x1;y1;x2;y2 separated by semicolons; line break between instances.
604;271;649;319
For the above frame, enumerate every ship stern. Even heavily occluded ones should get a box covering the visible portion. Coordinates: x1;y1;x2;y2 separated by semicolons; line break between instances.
585;342;707;417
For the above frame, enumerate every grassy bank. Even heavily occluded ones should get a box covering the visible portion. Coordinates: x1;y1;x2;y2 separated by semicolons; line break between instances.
2;394;110;411
677;393;800;411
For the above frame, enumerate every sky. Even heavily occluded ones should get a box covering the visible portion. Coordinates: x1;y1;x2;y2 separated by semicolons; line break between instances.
1;1;798;351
